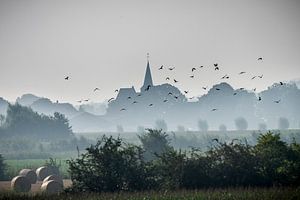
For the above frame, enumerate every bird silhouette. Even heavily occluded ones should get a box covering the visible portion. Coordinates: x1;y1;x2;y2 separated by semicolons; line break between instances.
253;88;257;92
190;75;194;78
174;79;178;83
258;96;262;101
216;88;220;91
189;97;195;99
149;104;153;106
127;96;132;99
93;88;100;92
169;67;175;70
84;99;89;102
145;85;151;91
137;94;142;97
258;57;263;61
64;76;69;80
199;66;204;68
192;67;196;72
108;97;114;102
258;75;263;78
202;87;207;90
233;92;237;95
132;101;138;104
221;74;229;79
251;76;257;80
115;89;119;92
184;91;188;94
77;100;82;103
274;100;281;103
211;108;218;111
214;63;219;70
239;88;244;90
120;108;126;111
239;72;246;75
163;99;168;102
168;92;173;95
166;77;170;80
174;96;179;99
280;82;284;85
212;138;219;142
159;65;163;70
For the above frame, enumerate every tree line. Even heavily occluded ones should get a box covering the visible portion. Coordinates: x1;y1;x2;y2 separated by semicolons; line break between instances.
67;129;300;192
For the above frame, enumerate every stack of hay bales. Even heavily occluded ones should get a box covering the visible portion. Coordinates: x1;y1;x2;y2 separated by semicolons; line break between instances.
11;175;31;192
43;175;63;186
19;169;37;184
36;166;52;181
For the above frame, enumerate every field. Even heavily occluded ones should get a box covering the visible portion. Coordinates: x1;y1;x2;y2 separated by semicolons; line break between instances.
0;187;299;200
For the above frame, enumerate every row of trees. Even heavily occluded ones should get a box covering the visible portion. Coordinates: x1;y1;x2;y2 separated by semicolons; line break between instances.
67;129;300;192
0;103;73;140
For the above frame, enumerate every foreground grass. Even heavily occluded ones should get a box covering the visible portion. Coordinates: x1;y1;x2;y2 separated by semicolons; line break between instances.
0;187;300;200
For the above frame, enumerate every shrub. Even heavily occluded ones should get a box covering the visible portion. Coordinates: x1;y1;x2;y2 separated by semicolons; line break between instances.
0;154;6;180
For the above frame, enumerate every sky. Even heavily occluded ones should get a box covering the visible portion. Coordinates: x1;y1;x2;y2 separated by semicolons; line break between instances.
0;0;300;104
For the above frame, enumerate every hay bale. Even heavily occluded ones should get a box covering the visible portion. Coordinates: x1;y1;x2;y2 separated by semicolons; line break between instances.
43;175;63;186
11;175;31;192
19;169;37;184
36;166;51;181
41;180;63;194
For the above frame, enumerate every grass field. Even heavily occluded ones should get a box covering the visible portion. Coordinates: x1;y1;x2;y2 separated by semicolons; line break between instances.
4;159;70;180
0;187;299;200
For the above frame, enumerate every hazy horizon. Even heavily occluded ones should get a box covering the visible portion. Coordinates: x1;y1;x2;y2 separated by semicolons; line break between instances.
1;0;300;104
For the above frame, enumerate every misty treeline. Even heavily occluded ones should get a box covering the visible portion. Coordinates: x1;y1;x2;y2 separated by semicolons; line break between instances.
67;129;300;192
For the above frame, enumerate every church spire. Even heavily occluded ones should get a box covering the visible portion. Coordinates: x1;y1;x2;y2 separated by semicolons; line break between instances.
141;53;153;92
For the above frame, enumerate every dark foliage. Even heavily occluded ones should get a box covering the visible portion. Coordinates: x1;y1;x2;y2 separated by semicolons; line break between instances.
0;103;73;140
68;130;300;192
0;154;6;180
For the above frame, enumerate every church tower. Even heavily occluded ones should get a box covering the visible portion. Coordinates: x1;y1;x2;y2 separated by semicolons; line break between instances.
140;56;153;92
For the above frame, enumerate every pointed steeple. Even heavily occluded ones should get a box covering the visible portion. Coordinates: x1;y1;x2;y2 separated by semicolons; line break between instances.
141;55;153;92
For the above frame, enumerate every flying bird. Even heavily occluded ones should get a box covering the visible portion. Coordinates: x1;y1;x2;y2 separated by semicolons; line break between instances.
166;77;170;80
108;98;115;102
253;88;256;92
64;76;69;80
174;96;179;99
190;75;194;78
127;96;132;99
189;97;195;99
280;82;284;85
184;91;188;94
84;99;89;102
214;63;219;70
212;138;219;142
77;100;82;103
251;76;257;80
159;65;163;70
239;88;244;90
120;108;126;111
258;57;263;61
233;92;237;95
239;72;246;75
216;88;220;91
168;92;173;95
192;67;196;72
149;104;153;106
221;74;229;79
258;75;263;78
169;67;175;70
202;87;207;90
93;88;100;92
145;85;151;91
258;96;262;101
137;94;142;97
211;108;218;111
199;66;204;68
115;89;119;92
132;101;138;104
174;79;178;83
274;100;281;103
163;99;168;102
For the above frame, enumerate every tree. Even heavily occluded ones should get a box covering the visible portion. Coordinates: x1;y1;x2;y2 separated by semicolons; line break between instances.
138;129;172;161
155;119;168;132
235;117;248;131
258;123;267;131
0;154;6;180
67;136;150;192
278;117;289;130
219;124;227;132
198;119;208;132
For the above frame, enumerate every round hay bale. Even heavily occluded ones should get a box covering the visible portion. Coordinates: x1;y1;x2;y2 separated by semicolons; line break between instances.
11;175;31;192
19;169;37;184
43;175;63;186
41;180;63;194
36;166;51;181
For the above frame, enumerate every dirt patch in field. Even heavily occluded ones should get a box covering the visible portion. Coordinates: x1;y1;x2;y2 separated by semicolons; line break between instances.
0;179;72;193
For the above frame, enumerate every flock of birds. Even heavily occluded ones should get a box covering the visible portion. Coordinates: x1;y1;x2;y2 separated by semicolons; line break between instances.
64;57;284;112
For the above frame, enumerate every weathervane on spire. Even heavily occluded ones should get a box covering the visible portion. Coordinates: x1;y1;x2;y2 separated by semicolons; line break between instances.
147;53;149;62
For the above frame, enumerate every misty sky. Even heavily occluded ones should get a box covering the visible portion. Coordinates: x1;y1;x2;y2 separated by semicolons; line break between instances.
0;0;300;104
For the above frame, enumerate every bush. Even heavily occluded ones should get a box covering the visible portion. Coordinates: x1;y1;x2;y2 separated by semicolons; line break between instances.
154;119;168;132
67;136;151;192
0;154;6;180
